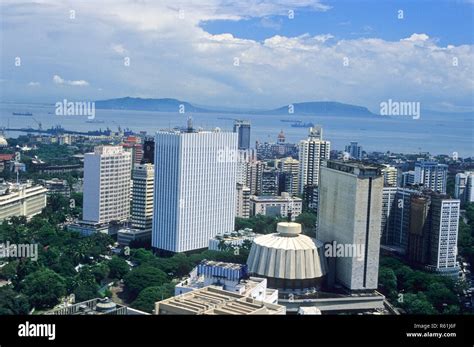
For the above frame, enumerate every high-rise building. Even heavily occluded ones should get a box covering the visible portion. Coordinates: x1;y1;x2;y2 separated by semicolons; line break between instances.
142;138;155;164
317;160;384;291
344;142;362;160
244;160;266;195
152;125;237;253
298;126;330;209
83;146;132;224
260;168;279;196
236;149;257;185
123;136;144;166
131;163;154;230
414;161;448;193
236;183;251;219
402;170;415;187
381;165;398;187
455;171;474;203
233;120;251;150
381;187;419;253
276;157;299;196
407;192;460;275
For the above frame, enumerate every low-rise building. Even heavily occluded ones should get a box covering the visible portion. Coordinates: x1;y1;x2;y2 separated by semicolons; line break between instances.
250;192;302;218
0;182;47;221
155;286;286;315
117;227;151;246
208;229;256;251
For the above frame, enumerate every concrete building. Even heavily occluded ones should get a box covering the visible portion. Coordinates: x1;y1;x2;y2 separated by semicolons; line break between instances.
345;141;362;160
117;228;151;246
455;171;474;203
298;126;330;195
155;286;286;315
131;163;154;231
250;192;302;219
381;165;398;187
67;220;121;236
142;138;155;164
122;136;144;166
414;161;448;193
402;170;415;187
244;160;265;195
407;193;460;276
276;157;299;197
233;120;251;150
46;297;149;315
152;123;237;253
83;146;132;224
0;182;47;221
260;168;279;196
317;160;384;291
247;222;327;290
235;183;251;218
381;187;419;253
39;178;71;197
174;260;278;304
209;229;257;251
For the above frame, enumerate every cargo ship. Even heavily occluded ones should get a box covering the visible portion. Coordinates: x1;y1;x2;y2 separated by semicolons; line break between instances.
12;112;33;116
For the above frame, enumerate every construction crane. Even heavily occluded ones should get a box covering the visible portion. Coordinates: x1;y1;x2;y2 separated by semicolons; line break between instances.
32;117;42;130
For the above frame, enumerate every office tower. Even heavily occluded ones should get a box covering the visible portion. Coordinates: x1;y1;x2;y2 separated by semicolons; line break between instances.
123;136;144;165
260;169;279;196
276;157;299;196
142;138;155;164
428;195;460;274
317;160;384;291
298;127;330;203
402;170;415;187
131;163;154;230
381;187;418;252
236;149;257;185
233;120;251;150
455;171;474;203
414;161;448;193
344;141;363;160
236;183;251;218
83;146;132;224
381;165;398;187
408;193;460;275
245;160;266;195
152;124;237;253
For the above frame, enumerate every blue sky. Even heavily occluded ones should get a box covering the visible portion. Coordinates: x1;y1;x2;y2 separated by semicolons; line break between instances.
0;0;473;112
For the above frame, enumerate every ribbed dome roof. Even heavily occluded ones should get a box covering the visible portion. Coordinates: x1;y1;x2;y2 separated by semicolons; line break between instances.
246;222;327;281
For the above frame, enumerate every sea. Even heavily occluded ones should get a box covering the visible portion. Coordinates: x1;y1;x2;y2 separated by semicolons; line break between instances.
1;102;473;157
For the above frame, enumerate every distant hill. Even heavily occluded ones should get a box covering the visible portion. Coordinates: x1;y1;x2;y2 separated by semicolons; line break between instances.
95;97;377;117
95;97;212;113
265;101;375;116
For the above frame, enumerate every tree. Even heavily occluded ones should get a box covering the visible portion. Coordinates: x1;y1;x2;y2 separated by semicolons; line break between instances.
0;287;30;315
131;284;175;313
400;293;437;315
21;268;66;309
124;266;168;300
90;263;110;283
378;267;397;300
295;212;317;235
108;256;130;279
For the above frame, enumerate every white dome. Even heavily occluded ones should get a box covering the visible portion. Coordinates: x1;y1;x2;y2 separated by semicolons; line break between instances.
0;136;7;147
246;222;327;284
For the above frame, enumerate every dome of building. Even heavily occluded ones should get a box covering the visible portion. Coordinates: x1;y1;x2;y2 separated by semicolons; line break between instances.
246;222;327;290
277;130;285;143
0;136;7;147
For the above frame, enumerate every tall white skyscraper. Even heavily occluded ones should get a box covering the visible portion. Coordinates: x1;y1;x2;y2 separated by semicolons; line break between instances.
298;126;330;195
152;125;237;253
131;163;154;230
318;160;383;291
83;146;132;224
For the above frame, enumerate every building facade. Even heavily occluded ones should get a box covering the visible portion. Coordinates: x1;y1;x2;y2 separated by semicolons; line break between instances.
0;183;47;221
414;161;448;193
131;163;154;230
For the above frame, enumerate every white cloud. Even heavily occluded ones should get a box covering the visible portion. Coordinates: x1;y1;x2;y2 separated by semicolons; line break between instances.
28;81;40;86
53;75;89;87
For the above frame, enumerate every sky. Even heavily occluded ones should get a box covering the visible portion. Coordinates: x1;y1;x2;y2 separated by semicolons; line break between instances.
0;0;473;113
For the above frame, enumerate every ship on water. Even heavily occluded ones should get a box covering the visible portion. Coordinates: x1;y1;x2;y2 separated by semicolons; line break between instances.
12;112;33;116
290;120;314;128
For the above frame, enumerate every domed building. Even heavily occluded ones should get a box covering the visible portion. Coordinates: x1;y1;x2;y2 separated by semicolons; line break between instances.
246;222;327;291
277;130;285;144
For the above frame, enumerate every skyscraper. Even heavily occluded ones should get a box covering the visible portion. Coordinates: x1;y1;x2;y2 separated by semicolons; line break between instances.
236;182;251;219
344;141;363;160
381;165;398;187
233;120;251;150
317;160;384;291
276;157;299;196
131;163;154;231
152;125;237;253
298;126;330;205
455;171;474;203
414;161;448;193
83;146;132;224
